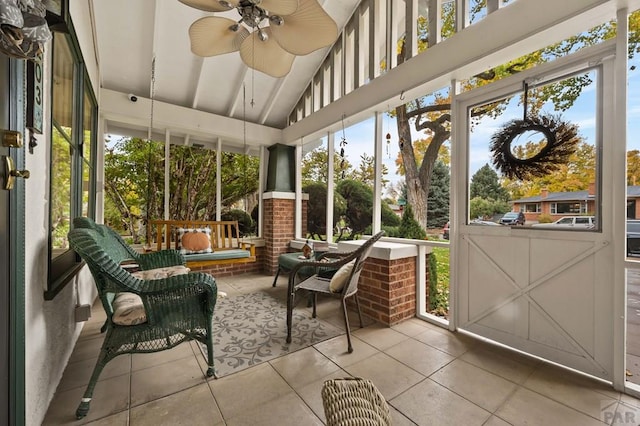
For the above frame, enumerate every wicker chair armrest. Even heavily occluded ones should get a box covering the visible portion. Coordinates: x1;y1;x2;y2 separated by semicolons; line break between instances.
137;271;216;295
137;249;186;270
134;272;217;322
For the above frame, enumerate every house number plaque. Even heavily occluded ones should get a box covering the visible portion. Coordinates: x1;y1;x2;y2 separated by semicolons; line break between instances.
26;58;43;134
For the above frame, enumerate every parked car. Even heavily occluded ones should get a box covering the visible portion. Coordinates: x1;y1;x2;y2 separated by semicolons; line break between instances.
443;222;450;240
532;216;596;229
499;212;526;226
628;220;640;257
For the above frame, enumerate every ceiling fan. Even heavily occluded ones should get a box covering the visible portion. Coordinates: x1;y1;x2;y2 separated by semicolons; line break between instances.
179;0;338;78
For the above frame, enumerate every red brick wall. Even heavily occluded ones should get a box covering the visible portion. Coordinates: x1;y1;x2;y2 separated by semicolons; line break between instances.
357;256;416;326
263;197;295;274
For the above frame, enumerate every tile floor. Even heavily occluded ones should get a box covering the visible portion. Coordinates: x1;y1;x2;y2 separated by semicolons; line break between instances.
43;273;640;425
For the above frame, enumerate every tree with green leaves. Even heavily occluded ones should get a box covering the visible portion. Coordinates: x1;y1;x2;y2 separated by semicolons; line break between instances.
470;164;509;201
104;137;260;243
426;160;450;228
303;182;347;240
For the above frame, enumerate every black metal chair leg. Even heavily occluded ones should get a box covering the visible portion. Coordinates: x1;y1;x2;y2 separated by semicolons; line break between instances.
341;300;353;353
354;294;364;328
286;280;295;343
312;293;318;318
272;267;281;287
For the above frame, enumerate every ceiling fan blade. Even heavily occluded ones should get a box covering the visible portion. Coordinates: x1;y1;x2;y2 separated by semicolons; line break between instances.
178;0;238;12
189;17;249;57
240;28;295;78
270;0;337;56
256;0;299;16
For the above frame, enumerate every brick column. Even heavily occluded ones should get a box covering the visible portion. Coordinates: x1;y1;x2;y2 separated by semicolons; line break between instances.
263;192;295;274
339;240;428;326
359;257;416;325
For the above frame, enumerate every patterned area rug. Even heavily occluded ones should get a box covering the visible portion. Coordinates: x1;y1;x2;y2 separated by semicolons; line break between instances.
199;290;344;377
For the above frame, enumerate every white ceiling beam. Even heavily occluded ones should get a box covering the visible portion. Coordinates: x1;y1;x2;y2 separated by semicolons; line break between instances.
190;56;206;109
228;67;249;117
101;88;283;146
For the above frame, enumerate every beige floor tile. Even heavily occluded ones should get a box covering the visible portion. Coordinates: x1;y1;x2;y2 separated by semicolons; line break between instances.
69;335;106;364
609;401;640;426
460;343;540;384
58;354;132;393
208;362;294;419
353;324;409;350
130;355;205;407
344;352;425;400
496;387;605;426
296;370;352;423
414;327;477;357
313;335;379;368
42;374;130;426
85;411;129;425
391;318;433;337
620;393;640;408
384;338;455;377
131;342;196;371
390;378;491;426
482;415;513;426
430;359;518;412
269;347;341;389
523;364;618;419
389;405;416;426
225;392;323;426
130;383;223;426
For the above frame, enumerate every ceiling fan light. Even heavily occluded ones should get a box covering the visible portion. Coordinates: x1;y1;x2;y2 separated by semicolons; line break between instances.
257;28;268;42
218;0;233;8
270;0;337;56
269;15;284;26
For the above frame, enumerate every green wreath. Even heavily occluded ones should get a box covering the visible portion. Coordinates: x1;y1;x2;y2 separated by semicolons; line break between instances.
489;114;579;180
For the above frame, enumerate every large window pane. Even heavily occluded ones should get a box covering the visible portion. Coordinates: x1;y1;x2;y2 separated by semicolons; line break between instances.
50;33;75;258
468;68;600;230
50;127;72;257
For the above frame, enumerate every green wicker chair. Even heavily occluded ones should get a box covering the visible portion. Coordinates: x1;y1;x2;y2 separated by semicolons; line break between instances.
286;231;385;353
67;217;218;419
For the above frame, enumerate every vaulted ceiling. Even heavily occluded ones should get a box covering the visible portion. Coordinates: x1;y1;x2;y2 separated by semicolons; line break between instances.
92;0;360;145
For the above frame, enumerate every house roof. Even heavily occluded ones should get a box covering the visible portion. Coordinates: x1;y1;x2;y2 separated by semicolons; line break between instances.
513;186;640;203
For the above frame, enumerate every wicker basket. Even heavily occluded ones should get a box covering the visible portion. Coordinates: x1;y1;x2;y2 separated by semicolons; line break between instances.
321;377;391;425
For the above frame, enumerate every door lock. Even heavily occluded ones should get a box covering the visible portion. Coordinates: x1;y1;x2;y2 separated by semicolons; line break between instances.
1;130;23;148
4;156;30;190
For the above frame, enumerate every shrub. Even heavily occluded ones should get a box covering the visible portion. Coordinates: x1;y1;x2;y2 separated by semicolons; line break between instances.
221;209;256;236
537;213;553;223
398;205;426;240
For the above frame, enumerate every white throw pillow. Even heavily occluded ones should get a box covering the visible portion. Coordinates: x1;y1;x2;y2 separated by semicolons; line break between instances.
329;260;355;293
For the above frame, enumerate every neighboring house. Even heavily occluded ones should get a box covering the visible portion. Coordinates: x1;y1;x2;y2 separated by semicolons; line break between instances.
511;184;640;221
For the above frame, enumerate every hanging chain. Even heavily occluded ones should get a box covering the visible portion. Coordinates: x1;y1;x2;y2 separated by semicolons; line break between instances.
243;83;249;212
339;114;348;178
148;56;156;142
145;56;156;244
522;81;529;121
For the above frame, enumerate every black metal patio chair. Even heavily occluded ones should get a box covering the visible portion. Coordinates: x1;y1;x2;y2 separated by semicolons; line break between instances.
286;231;385;353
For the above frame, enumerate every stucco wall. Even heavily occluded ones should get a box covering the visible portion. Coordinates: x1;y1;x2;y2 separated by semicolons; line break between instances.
25;2;100;424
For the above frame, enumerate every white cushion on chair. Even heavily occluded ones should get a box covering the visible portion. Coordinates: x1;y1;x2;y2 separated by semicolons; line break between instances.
130;265;190;280
113;265;190;326
329;260;355;293
112;292;146;326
